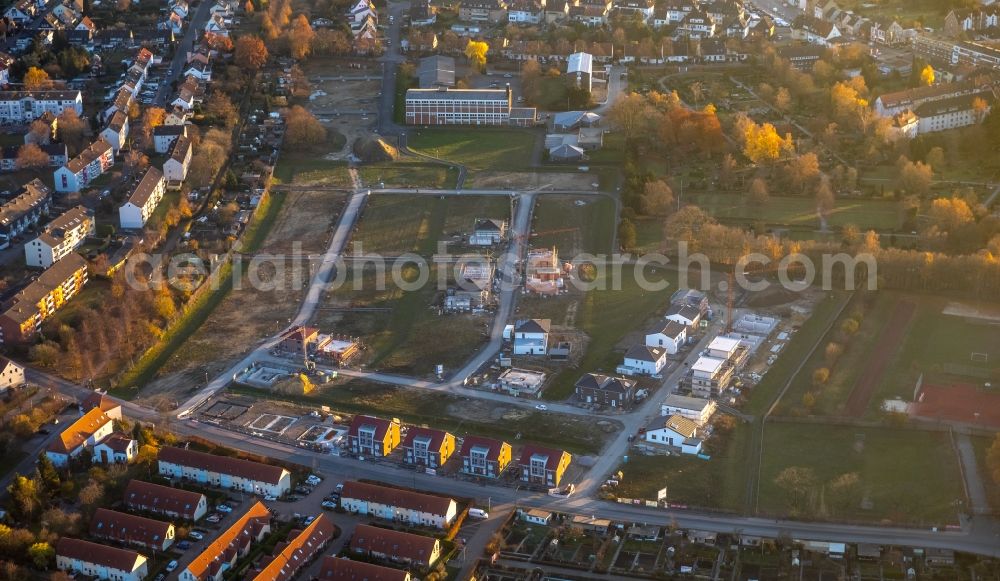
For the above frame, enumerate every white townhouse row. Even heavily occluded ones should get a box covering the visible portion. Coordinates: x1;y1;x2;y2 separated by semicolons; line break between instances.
158;446;292;497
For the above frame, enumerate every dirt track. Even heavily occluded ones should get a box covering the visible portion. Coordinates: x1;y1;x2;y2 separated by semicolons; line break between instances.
843;300;916;417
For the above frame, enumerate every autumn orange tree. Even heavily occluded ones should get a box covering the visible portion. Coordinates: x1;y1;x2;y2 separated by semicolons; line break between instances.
15;143;50;169
287;15;315;60
234;35;269;71
23;67;51;90
285;106;326;149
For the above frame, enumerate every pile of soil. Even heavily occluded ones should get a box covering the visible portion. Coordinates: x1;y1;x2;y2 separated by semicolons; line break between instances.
353;136;399;162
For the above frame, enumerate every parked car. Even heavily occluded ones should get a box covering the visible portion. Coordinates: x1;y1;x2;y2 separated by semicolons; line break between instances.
534;404;547;411
216;504;232;513
176;541;191;550
166;561;178;572
321;500;337;510
188;531;204;541
264;494;277;501
206;514;221;523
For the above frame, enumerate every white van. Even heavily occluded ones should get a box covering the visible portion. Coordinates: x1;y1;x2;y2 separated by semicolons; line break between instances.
469;508;489;519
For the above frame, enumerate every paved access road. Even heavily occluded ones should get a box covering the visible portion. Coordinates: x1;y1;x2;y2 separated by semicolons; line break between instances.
175;187;371;417
23;366;1000;559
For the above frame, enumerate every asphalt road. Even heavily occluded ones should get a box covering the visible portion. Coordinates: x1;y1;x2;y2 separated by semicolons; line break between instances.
155;0;214;107
175;187;370;417
377;0;408;136
23;366;1000;559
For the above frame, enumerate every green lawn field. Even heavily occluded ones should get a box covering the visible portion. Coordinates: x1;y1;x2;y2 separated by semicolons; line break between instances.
776;292;896;417
530;195;616;256
692;193;903;231
357;162;458;189
542;264;679;400
350;195;510;255
615;424;752;511
757;423;965;525
742;292;851;417
407;129;536;172
971;435;1000;515
320;264;489;377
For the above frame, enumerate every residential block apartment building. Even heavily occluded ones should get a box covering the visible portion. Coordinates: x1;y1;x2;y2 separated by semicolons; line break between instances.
119;167;166;229
401;427;455;469
24;205;94;268
0;179;52;248
347;415;401;458
0;253;88;344
54;138;115;193
340;480;458;529
460;436;512;478
0;90;83;124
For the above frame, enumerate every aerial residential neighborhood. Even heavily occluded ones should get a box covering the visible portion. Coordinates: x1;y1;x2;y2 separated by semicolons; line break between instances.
0;0;998;578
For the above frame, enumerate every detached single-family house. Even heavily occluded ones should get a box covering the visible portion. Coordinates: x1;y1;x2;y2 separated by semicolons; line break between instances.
460;436;511;478
645;320;687;354
521;508;553;525
644;414;702;454
347;415;401;458
518;444;572;487
350;524;442;568
0;356;25;394
92;433;139;464
163;135;192;183
24;205;94;268
158;446;292;497
660;394;716;426
45;407;115;467
665;303;701;329
90;508;175;552
123;480;208;521
56;538;148;581
340;480;459;529
469;218;506;245
512;318;550;355
575;373;637;407
623;344;668;375
119;167;166;229
401;427;455;469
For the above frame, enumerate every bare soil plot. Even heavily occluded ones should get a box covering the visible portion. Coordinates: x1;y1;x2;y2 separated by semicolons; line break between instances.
136;191;346;407
313;265;490;377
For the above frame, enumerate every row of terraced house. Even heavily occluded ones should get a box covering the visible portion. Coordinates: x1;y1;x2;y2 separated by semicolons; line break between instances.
346;414;574;487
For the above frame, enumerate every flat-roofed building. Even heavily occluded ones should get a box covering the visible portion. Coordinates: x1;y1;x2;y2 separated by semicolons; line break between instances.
405;87;512;125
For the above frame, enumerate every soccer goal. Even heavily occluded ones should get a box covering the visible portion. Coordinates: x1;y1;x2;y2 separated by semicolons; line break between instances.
971;352;989;363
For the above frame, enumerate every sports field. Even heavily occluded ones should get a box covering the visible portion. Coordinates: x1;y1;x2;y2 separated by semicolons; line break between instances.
692;193;902;231
869;298;1000;416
